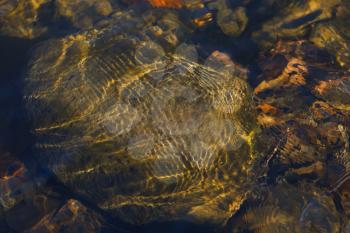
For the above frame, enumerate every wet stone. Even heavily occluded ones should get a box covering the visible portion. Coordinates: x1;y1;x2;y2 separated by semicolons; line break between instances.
0;151;35;211
0;149;62;232
23;11;260;227
225;182;341;233
54;0;117;29
310;2;350;70
216;6;248;37
0;0;51;38
24;199;115;233
2;0;350;232
207;0;248;37
252;0;340;50
313;77;350;107
0;0;120;38
205;50;249;80
4;193;62;232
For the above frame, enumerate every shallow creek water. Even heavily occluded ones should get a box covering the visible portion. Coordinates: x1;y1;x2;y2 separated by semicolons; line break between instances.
1;1;350;233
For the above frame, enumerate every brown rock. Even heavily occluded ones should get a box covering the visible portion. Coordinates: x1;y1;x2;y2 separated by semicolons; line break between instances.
310;101;338;122
278;123;324;166
206;50;249;79
313;76;350;107
254;57;308;94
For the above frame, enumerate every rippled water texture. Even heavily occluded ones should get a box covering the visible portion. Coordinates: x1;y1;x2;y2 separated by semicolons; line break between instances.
1;1;350;233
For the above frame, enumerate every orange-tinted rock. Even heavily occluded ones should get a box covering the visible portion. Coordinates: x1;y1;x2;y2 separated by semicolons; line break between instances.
257;103;278;115
311;101;336;118
192;12;213;27
256;103;281;127
288;161;324;177
147;0;183;8
314;81;330;95
257;114;280;127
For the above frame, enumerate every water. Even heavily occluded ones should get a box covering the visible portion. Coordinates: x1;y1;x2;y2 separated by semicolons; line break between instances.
1;1;350;233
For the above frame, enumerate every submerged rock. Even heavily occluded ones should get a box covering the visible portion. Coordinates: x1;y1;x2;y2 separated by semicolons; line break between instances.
313;76;350;108
0;149;63;232
216;6;248;37
4;192;62;232
0;151;36;211
0;0;117;38
24;199;115;233
24;12;260;227
54;0;116;29
208;0;248;36
0;0;51;38
252;0;341;49
225;182;341;233
253;40;350;186
310;2;350;70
